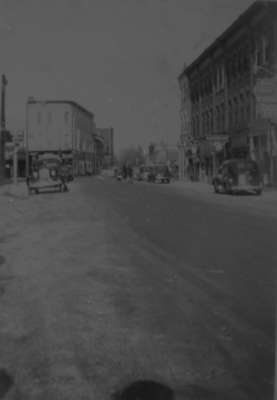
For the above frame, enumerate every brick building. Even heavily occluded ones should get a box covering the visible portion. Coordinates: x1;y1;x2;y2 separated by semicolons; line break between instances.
178;1;277;184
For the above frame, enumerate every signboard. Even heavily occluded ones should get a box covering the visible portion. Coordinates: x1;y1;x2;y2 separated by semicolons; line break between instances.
254;77;277;121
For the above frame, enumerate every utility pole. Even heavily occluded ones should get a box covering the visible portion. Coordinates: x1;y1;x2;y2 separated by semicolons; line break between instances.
0;74;8;181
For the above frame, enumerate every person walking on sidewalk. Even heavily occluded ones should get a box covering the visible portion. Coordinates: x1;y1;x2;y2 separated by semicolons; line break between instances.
122;164;127;181
127;165;133;183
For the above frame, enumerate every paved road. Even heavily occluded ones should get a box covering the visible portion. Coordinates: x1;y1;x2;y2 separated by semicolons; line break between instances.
0;177;275;400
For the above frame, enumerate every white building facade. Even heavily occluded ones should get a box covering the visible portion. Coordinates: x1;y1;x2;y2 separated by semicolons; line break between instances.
25;99;96;176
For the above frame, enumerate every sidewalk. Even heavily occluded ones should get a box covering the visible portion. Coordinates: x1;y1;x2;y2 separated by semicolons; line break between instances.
0;180;28;199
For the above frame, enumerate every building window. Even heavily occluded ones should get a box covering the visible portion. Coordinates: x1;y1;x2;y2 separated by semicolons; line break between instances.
221;103;225;131
228;100;232;128
240;94;244;124
216;106;220;131
243;51;250;72
246;91;251;121
263;35;270;64
210;110;214;133
219;65;224;88
64;111;69;124
206;112;210;134
257;39;263;66
47;111;52;124
234;97;238;127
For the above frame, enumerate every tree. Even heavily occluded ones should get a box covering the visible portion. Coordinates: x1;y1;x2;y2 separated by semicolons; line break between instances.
118;145;145;166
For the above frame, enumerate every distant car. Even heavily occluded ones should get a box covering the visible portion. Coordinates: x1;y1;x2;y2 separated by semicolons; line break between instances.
142;164;170;183
133;167;142;181
140;166;151;182
116;170;123;181
27;154;68;194
153;165;171;183
212;159;263;195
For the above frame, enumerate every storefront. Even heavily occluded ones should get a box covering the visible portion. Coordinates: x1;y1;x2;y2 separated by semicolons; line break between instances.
249;118;277;185
198;135;229;182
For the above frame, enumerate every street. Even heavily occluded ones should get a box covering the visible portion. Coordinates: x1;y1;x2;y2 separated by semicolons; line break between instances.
0;177;276;400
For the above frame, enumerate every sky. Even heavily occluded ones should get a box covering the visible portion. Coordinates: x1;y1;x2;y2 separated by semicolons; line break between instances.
0;0;254;153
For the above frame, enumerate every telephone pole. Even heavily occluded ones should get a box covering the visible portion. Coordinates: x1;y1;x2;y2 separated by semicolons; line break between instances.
0;74;8;181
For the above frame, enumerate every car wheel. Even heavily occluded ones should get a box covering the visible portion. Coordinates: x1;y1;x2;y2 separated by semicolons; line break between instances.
35;189;39;195
255;189;262;196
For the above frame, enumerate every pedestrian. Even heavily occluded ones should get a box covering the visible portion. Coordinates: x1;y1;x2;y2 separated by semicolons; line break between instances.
122;164;127;180
59;160;69;192
127;165;133;183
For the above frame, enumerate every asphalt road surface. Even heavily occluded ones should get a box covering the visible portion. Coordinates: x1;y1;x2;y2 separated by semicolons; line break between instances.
0;177;276;400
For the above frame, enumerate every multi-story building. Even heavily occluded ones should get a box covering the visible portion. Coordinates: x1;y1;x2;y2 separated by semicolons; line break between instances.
178;65;192;180
178;1;277;184
25;99;97;176
96;127;114;168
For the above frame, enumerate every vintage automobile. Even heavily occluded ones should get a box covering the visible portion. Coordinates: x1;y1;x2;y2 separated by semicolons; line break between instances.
212;159;263;195
143;164;170;183
27;154;68;194
152;164;171;183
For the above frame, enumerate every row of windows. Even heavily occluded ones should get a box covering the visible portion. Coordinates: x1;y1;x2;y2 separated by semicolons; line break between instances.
192;93;252;137
187;33;271;104
36;111;70;125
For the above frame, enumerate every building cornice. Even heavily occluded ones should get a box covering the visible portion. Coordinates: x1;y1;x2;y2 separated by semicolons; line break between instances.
178;1;276;79
27;99;94;118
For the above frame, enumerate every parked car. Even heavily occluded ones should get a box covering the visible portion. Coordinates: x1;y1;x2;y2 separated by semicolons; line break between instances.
212;159;263;195
27;154;68;194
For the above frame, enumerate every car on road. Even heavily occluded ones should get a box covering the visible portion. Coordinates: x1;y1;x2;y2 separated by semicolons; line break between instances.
27;153;68;194
140;166;151;182
212;159;263;195
152;164;171;183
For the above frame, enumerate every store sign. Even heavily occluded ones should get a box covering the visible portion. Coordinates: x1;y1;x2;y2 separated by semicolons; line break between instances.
254;77;277;122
